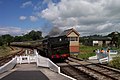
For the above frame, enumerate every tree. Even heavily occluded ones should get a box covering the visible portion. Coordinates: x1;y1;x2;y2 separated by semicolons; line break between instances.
28;30;42;40
14;30;43;42
44;35;50;38
14;36;23;42
2;34;14;46
118;37;120;48
0;36;3;46
107;31;120;47
0;30;43;46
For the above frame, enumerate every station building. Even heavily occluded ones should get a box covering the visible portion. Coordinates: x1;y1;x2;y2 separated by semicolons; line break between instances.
60;28;80;55
84;37;112;47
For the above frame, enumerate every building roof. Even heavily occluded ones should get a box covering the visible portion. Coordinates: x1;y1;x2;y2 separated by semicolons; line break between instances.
59;28;80;36
90;37;112;41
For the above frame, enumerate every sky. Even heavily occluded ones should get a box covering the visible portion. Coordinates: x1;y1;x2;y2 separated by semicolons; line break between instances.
0;0;120;36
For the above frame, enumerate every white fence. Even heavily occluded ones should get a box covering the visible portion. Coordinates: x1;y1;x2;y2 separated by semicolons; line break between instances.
0;57;17;74
98;56;112;64
37;55;49;67
89;49;115;64
48;59;60;73
36;55;60;73
17;55;37;64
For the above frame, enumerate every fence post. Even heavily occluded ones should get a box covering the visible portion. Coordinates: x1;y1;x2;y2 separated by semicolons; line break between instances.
19;56;22;64
34;49;39;66
28;55;30;64
25;50;27;55
108;51;110;63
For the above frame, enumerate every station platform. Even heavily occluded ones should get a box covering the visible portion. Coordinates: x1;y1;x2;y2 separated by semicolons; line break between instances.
0;64;71;80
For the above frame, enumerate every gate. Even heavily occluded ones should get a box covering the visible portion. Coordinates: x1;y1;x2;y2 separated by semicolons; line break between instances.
17;49;37;64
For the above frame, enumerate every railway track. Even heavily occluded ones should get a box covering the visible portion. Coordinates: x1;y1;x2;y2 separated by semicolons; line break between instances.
0;48;25;66
68;57;120;80
57;62;96;80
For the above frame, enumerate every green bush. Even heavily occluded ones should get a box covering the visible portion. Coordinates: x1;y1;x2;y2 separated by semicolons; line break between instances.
109;56;120;69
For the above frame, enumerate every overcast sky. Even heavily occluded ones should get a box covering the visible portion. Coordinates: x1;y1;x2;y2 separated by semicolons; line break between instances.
0;0;120;36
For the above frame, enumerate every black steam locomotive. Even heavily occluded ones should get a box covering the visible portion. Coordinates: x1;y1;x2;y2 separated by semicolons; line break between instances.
39;36;70;60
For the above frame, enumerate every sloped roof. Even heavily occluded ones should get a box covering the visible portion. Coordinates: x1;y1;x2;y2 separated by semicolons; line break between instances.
59;28;80;36
90;37;112;41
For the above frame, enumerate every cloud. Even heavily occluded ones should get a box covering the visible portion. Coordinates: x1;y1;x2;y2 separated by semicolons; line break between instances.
19;16;27;20
0;26;43;36
33;2;42;11
41;3;59;21
29;16;38;22
21;1;33;8
0;27;22;36
40;0;120;36
19;15;38;22
33;0;52;11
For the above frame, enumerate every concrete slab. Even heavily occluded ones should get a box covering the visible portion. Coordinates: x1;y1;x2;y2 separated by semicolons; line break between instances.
39;67;71;80
15;63;39;71
56;63;68;66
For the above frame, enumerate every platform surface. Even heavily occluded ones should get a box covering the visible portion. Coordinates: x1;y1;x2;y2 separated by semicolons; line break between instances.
0;64;71;80
1;71;49;80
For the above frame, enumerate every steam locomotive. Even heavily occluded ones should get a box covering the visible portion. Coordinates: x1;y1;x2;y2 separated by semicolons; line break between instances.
38;36;70;60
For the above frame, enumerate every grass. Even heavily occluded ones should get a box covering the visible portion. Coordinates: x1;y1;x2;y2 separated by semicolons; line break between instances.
109;56;120;69
77;45;102;59
77;53;96;60
0;45;20;57
0;46;12;57
108;47;120;69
